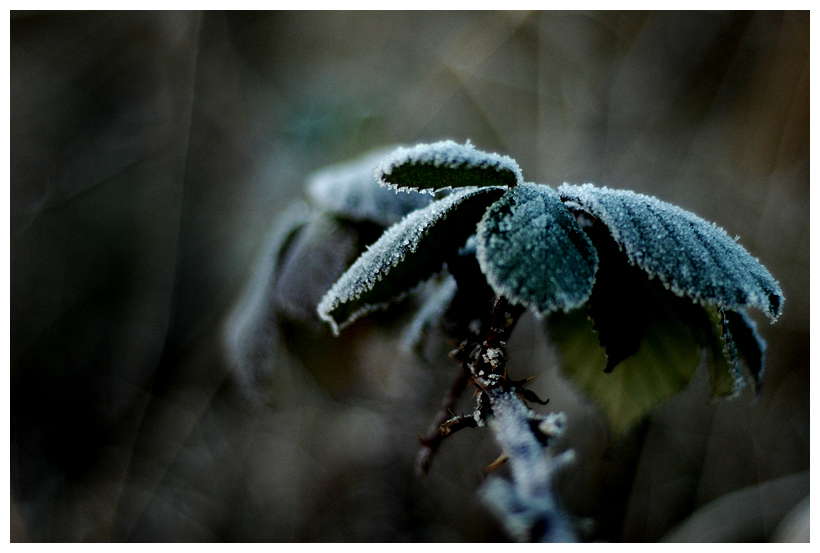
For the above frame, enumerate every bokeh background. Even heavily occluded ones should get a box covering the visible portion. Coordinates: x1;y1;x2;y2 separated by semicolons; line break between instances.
10;11;809;542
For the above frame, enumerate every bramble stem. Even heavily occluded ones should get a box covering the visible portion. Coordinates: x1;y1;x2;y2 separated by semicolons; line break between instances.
419;295;577;542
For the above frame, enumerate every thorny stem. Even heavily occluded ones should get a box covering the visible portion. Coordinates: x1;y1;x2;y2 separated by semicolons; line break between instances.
418;295;577;542
416;297;525;476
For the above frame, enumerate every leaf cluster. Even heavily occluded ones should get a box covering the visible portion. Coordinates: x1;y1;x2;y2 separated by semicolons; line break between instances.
316;140;783;432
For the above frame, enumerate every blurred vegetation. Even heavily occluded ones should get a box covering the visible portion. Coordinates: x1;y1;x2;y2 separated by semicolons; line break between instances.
10;11;808;542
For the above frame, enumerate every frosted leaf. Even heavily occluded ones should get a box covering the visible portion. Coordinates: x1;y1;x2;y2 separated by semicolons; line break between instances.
376;140;522;193
702;307;745;398
223;201;314;394
306;146;434;227
400;274;458;353
476;183;598;317
559;184;783;321
318;186;505;335
713;308;766;394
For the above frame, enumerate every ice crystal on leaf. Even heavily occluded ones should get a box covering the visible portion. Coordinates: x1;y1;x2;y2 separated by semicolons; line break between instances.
317;186;505;335
400;275;459;353
376;140;522;193
558;184;783;321
307;146;434;227
476;183;598;316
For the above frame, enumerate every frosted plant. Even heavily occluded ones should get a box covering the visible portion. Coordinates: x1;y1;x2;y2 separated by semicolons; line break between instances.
314;140;782;542
227;141;783;542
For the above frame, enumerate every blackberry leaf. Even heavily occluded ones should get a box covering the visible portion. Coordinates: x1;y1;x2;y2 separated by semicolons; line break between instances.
318;186;505;335
476;183;598;316
307;146;434;227
376;140;522;193
559;184;783;321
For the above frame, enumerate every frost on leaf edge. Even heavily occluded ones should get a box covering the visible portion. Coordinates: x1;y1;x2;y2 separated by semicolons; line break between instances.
558;183;784;322
375;140;523;194
317;186;504;335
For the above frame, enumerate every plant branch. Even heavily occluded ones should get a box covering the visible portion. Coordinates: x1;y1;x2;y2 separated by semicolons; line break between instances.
469;297;578;542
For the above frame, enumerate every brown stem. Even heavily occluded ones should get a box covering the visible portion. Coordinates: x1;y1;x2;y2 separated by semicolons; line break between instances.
415;361;471;476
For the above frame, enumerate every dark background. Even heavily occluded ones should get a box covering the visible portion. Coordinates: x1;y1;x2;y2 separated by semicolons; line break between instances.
10;11;809;541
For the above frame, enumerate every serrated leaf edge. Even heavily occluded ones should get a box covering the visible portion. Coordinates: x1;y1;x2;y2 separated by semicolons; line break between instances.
317;187;502;335
558;183;784;322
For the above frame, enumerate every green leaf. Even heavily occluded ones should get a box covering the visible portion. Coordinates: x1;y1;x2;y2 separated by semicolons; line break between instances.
546;277;707;434
559;184;784;321
306;146;434;227
375;140;522;192
476;183;598;316
318;186;505;335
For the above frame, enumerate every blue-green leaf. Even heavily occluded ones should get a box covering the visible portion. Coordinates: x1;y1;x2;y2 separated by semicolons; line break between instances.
306;146;434;227
476;183;598;316
318;186;505;335
558;184;783;321
711;307;767;395
375;140;522;193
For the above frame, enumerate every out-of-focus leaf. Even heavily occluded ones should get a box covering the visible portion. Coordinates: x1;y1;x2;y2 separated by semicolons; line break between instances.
546;278;706;433
223;201;314;393
558;184;784;321
306;146;434;227
318;186;505;335
476;183;597;316
375;140;522;193
400;274;458;354
274;213;381;324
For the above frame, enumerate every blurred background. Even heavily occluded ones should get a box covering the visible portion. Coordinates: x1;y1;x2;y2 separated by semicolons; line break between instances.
10;11;808;542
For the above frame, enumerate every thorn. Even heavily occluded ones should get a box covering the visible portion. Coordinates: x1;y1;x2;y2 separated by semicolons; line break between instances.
522;372;540;384
484;453;509;473
520;388;549;405
472;388;480;399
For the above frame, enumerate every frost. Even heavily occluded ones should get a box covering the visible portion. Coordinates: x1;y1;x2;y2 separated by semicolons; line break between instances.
481;388;576;542
400;275;459;353
318;186;505;335
476;183;598;317
720;308;767;393
375;140;523;193
558;184;783;321
306;146;433;227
